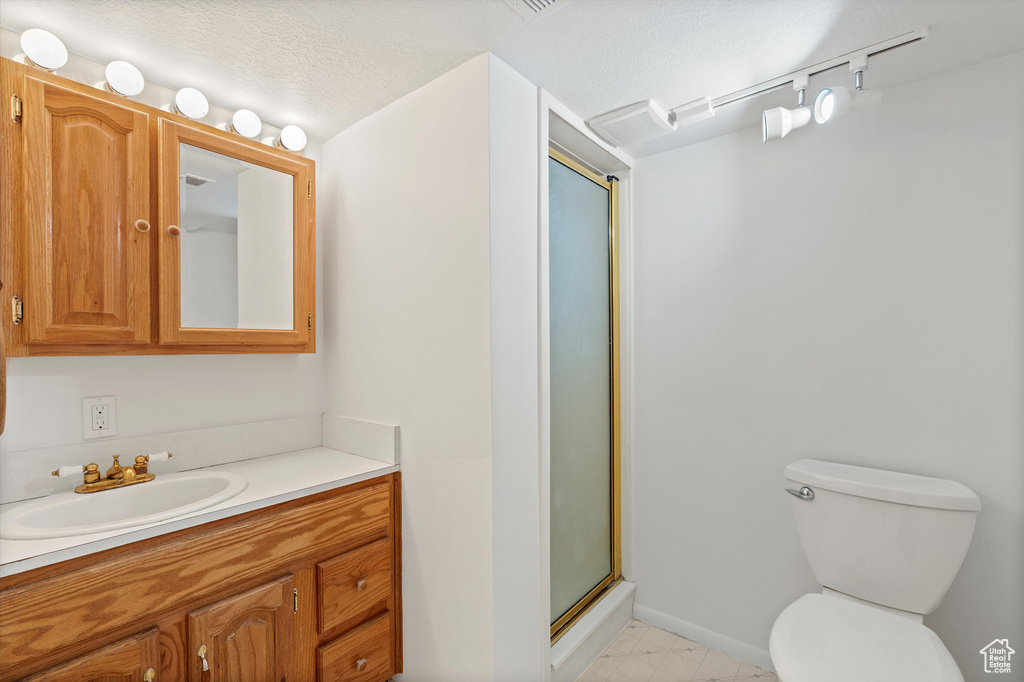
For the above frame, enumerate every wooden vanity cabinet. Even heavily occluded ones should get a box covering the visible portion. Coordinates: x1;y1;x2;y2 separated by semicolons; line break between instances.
0;57;316;356
21;629;159;682
0;473;401;682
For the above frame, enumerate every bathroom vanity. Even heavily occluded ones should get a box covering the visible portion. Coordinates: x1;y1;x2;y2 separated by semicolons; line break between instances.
0;452;401;682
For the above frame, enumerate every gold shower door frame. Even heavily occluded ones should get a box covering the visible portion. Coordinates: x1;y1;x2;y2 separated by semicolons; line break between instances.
549;148;621;643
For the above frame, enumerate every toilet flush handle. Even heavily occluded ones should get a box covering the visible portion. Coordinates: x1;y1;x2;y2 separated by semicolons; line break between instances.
786;486;815;501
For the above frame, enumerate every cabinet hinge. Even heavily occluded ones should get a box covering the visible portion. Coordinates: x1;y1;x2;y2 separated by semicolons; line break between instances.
307;180;311;199
11;295;23;325
307;312;312;331
293;588;298;613
11;94;22;123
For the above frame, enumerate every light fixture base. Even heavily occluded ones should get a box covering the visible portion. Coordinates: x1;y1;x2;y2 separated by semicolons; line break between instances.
671;97;715;126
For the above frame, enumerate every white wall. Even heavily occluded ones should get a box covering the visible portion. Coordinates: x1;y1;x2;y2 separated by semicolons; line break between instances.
321;53;497;682
631;52;1023;681
488;56;544;681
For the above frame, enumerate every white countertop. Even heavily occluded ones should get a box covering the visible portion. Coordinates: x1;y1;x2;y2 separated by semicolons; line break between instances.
0;447;399;577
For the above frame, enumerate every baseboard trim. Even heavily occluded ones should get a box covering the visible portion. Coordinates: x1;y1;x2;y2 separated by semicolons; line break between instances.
632;603;775;672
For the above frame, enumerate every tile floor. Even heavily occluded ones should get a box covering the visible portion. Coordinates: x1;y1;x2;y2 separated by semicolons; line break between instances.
576;620;777;682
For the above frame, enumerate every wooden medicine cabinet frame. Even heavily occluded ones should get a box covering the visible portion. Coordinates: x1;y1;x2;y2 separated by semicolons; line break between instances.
0;57;316;357
157;121;314;348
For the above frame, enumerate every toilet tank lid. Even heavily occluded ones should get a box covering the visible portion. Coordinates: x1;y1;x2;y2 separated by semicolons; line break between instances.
786;459;981;511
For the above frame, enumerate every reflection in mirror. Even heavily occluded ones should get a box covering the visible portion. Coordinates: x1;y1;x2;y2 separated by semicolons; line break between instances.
179;143;294;330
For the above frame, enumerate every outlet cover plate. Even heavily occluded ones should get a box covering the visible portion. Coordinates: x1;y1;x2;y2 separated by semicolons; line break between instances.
82;396;117;440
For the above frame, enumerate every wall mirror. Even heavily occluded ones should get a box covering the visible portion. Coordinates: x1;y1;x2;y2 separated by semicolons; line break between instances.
158;121;314;348
179;143;294;330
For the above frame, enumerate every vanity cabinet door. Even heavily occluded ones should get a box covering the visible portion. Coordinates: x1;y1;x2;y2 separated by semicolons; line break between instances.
157;120;314;350
22;77;152;346
187;575;296;682
21;628;159;682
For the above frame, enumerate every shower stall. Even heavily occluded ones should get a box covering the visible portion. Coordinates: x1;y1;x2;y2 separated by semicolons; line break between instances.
548;148;621;640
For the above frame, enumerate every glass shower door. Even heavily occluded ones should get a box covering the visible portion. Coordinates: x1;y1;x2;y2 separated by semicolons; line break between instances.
549;150;620;637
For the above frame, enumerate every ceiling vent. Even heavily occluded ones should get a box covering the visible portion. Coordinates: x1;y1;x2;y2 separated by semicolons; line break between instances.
503;0;572;23
586;100;677;148
182;173;216;187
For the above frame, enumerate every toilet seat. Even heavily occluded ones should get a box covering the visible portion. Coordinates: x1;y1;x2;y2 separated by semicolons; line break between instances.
769;594;963;682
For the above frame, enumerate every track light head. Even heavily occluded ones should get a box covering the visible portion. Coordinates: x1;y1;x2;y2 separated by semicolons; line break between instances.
813;86;850;124
762;106;811;143
813;86;882;125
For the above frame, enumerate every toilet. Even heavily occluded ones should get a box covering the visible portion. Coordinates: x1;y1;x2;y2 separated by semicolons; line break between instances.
769;459;981;682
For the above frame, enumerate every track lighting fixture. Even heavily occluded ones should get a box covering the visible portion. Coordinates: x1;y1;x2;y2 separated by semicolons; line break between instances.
812;86;882;124
813;55;882;125
764;55;883;142
762;76;811;143
586;28;923;150
762;106;811;142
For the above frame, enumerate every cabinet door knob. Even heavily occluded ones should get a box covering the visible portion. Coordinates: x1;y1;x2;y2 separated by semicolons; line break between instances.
356;658;368;672
197;644;209;671
134;219;151;232
356;579;368;592
167;225;181;237
143;668;156;682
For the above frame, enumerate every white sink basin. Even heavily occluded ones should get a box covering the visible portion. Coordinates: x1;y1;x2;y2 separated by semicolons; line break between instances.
0;471;248;540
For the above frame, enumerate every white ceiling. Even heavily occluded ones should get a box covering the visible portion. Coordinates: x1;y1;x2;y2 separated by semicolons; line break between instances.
0;0;1021;157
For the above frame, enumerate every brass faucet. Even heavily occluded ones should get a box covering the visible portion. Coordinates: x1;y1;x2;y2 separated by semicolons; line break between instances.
52;452;174;494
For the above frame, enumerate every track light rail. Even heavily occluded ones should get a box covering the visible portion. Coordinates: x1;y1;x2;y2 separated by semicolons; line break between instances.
710;27;929;110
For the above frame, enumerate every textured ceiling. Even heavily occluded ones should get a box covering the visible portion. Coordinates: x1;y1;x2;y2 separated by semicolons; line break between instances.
0;0;1021;156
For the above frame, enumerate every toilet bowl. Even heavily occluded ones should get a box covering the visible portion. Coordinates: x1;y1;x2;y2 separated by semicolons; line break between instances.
769;459;980;682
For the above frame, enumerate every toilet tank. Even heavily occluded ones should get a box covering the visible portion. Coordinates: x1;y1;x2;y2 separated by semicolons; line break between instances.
785;459;980;615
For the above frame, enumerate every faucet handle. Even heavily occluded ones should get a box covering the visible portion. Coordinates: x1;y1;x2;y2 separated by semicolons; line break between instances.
133;451;173;476
52;463;101;484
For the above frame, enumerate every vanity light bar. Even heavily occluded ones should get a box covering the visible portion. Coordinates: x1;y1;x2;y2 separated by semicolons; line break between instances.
17;27;308;153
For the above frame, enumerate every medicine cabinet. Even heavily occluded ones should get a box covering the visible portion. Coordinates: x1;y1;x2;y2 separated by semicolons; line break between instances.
0;57;316;356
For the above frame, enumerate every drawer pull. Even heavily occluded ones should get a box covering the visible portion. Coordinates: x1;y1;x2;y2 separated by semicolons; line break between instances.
197;643;209;671
167;224;181;236
143;668;156;682
356;579;368;592
134;219;151;232
356;658;368;672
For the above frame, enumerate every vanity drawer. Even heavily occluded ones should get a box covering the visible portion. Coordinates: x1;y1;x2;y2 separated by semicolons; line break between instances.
318;537;392;633
318;612;393;682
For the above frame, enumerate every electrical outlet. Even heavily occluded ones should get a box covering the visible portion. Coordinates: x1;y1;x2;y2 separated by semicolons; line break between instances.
82;396;117;440
92;404;108;431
